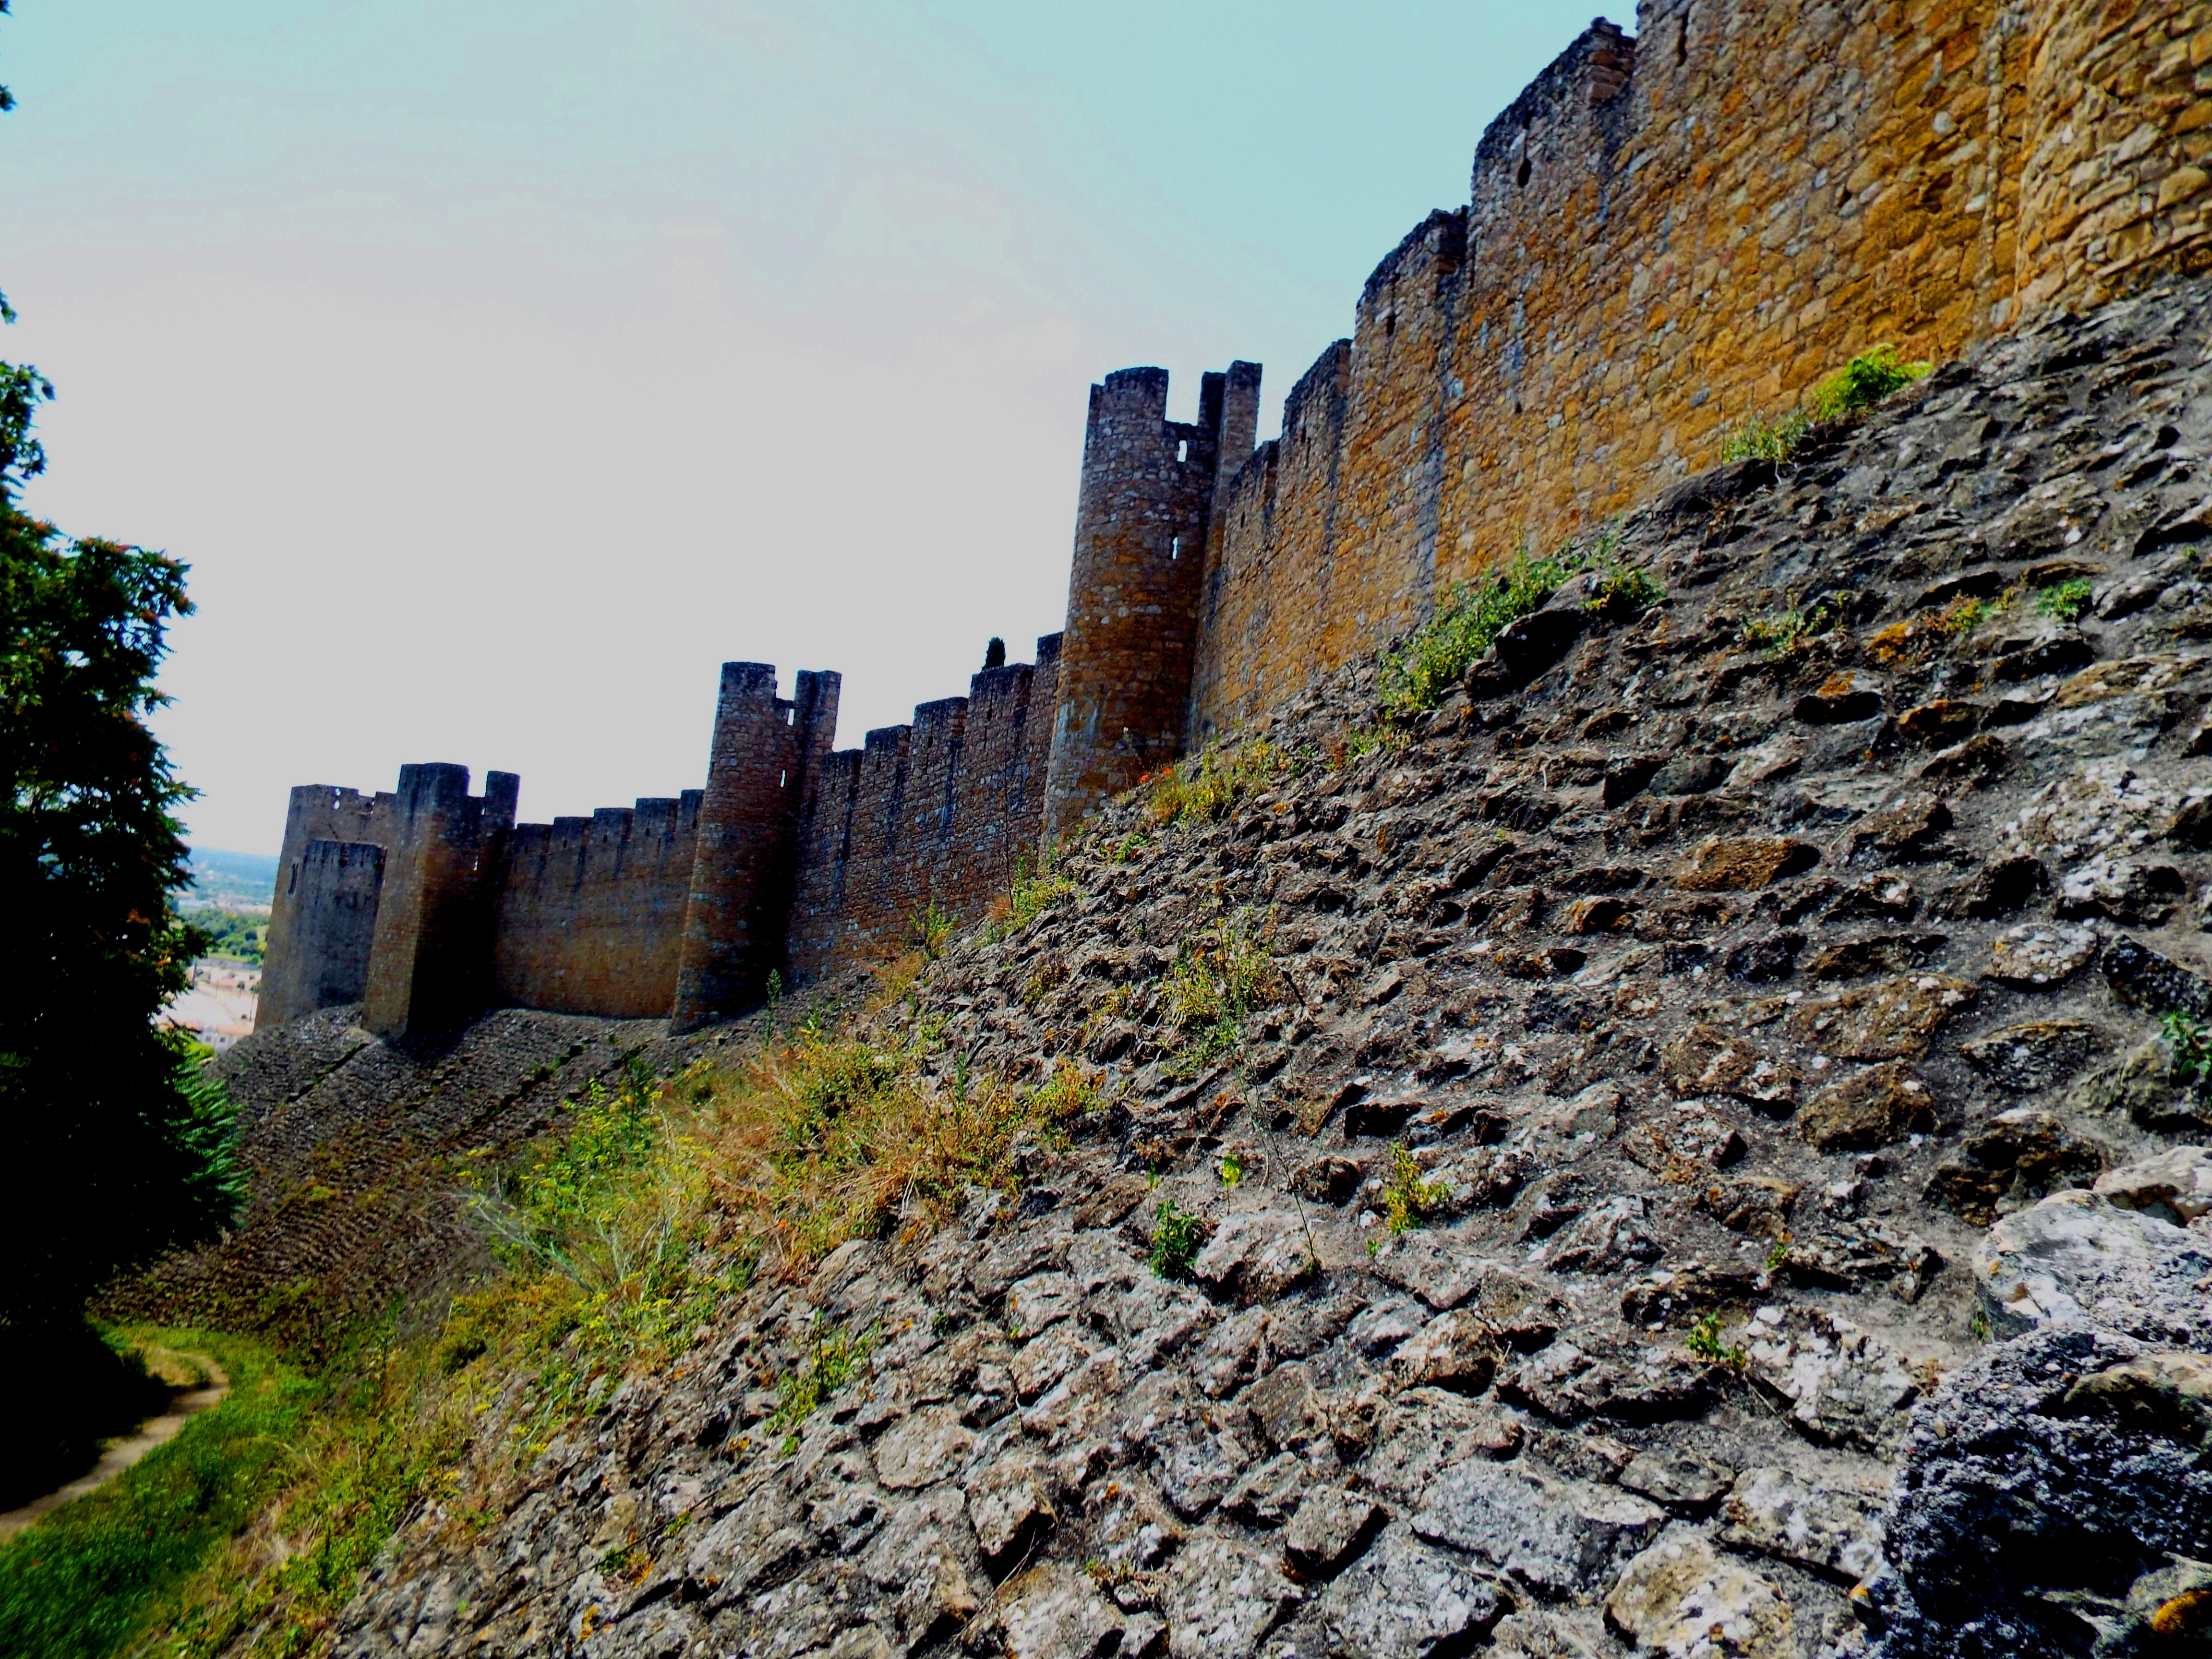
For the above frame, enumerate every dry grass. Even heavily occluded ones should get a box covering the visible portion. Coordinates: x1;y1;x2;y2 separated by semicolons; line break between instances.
1143;738;1295;827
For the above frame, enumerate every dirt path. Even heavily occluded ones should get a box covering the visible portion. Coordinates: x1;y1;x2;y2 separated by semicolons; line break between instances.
0;1348;231;1542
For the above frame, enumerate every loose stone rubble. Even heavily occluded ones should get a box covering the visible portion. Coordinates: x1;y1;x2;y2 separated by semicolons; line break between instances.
330;284;2212;1657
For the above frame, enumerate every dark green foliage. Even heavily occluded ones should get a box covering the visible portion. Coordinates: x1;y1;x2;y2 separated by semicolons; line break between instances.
2162;1010;2212;1086
1149;1199;1202;1280
0;321;241;1392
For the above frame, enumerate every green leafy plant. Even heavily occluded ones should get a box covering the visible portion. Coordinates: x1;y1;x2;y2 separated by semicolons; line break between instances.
769;1320;878;1438
1382;1144;1447;1235
909;899;958;962
1149;1199;1203;1281
2035;577;2095;624
1379;545;1575;718
1742;598;1836;657
1218;1152;1244;1189
2162;1010;2212;1085
1685;1311;1748;1370
1763;1233;1794;1273
1807;343;1932;421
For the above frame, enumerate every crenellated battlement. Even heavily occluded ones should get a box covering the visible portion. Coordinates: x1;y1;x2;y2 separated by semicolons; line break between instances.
257;0;2211;1036
789;636;1060;980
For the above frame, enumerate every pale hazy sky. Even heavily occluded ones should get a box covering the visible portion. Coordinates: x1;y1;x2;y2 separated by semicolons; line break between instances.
3;1;1598;853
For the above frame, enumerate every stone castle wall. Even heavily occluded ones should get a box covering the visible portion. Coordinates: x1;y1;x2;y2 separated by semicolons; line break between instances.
257;0;2212;1035
261;784;397;1028
1185;0;2212;741
790;639;1062;980
493;793;703;1020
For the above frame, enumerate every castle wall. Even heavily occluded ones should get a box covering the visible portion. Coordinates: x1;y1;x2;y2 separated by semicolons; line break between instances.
255;0;2212;1035
261;784;398;1027
363;765;519;1040
788;637;1061;981
493;793;703;1019
1188;0;2174;740
2017;0;2212;312
278;840;387;1016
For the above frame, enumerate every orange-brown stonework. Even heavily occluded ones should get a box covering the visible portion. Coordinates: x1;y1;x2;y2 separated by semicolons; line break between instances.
1186;0;2212;742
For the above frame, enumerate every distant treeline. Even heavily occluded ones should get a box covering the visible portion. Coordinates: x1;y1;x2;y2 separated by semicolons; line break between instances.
181;907;267;965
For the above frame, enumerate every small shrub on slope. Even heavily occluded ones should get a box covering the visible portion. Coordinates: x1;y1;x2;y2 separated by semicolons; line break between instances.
1380;547;1573;718
1379;532;1662;718
1720;344;1930;463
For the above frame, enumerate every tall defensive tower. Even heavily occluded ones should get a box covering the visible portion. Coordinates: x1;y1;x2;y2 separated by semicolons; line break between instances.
670;663;840;1033
1042;360;1260;841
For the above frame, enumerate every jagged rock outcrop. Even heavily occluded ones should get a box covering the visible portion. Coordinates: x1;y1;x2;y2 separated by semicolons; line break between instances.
320;280;2212;1657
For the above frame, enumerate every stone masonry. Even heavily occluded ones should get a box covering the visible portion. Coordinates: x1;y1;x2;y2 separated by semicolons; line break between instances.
258;0;2212;1038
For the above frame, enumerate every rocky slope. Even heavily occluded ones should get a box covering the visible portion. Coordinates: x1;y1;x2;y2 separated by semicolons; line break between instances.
325;279;2212;1658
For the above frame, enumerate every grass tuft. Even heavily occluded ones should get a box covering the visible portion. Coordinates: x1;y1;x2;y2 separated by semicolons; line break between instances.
987;859;1077;944
1721;344;1930;463
1144;739;1294;828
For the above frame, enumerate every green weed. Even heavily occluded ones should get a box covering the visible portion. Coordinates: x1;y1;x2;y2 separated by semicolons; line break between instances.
1721;409;1813;464
1685;1311;1748;1370
1382;1144;1447;1235
1379;547;1573;718
1742;599;1836;657
909;900;958;962
2163;1010;2212;1085
1587;556;1667;625
769;1321;878;1438
1149;1200;1203;1281
1031;1059;1111;1129
2035;577;2095;624
1145;739;1293;828
1218;1152;1244;1189
987;859;1076;944
1163;911;1276;1070
1935;595;1996;637
1721;344;1930;462
1807;344;1931;421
